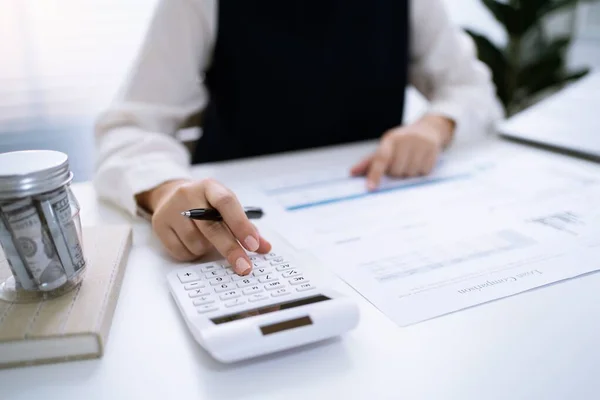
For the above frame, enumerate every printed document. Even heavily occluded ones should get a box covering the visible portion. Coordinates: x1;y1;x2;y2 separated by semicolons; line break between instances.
258;148;600;326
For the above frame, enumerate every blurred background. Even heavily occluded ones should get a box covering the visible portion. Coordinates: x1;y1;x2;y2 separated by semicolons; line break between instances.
1;0;599;182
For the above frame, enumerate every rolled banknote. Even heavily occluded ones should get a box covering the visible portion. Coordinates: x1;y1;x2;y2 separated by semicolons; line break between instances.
36;188;86;276
0;198;68;291
0;214;37;290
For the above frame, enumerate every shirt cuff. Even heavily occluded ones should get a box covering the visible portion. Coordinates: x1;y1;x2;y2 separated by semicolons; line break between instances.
122;160;193;218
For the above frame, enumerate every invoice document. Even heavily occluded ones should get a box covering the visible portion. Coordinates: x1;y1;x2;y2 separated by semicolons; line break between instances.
259;148;600;326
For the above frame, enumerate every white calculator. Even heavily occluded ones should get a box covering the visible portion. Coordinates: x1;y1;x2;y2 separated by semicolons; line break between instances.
167;251;359;363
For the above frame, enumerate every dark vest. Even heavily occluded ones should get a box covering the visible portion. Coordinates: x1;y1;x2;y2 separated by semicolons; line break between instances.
193;0;410;164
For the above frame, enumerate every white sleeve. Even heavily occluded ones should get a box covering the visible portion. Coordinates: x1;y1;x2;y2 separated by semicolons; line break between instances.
93;0;216;216
408;0;504;145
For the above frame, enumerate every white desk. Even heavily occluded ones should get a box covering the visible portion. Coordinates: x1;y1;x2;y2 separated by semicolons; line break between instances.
2;138;600;400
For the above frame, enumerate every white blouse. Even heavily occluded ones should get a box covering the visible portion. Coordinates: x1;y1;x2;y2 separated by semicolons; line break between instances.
93;0;504;216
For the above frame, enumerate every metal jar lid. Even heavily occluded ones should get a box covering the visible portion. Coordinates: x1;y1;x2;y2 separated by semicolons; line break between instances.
0;150;73;199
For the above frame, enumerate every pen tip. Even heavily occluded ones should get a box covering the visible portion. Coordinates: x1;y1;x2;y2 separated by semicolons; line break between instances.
180;211;188;217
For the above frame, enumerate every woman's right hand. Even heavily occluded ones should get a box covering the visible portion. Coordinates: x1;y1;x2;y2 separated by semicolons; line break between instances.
136;179;272;275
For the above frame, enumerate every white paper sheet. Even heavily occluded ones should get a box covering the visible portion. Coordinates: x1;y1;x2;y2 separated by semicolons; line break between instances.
258;148;600;326
262;150;600;249
312;197;600;326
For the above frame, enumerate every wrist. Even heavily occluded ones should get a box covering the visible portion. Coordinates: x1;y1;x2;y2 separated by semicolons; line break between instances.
418;114;456;148
136;179;190;214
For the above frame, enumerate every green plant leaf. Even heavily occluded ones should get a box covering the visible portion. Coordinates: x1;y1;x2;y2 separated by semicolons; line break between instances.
517;36;571;87
538;0;580;19
481;0;523;35
523;67;590;100
465;28;510;108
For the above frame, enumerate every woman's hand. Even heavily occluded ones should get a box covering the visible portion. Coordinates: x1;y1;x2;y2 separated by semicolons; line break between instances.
350;114;455;189
136;179;271;275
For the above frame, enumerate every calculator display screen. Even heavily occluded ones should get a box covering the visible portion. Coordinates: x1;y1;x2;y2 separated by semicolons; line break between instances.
210;295;330;325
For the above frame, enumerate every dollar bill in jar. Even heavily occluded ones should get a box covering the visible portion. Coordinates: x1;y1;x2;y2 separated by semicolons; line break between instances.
36;188;86;277
0;213;37;290
0;198;68;291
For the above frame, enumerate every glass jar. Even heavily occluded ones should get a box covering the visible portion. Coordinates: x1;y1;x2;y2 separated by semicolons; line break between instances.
0;150;86;303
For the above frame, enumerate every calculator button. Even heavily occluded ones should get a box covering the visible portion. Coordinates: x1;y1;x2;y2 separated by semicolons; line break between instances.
258;274;278;283
252;261;268;269
265;281;284;290
237;278;257;288
205;270;226;279
243;285;263;295
188;287;211;298
249;255;261;262
282;269;301;278
197;304;219;314
178;271;200;283
253;268;272;277
225;268;235;275
214;283;235;293
271;288;291;297
193;296;215;306
225;298;246;308
264;252;279;260
184;281;206;290
231;274;248;281
289;276;308;285
270;257;286;265
276;263;293;271
249;293;270;302
296;283;315;292
209;276;231;285
220;290;241;301
200;264;219;273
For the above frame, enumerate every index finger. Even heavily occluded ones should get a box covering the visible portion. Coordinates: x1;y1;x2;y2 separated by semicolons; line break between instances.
366;137;394;190
203;180;260;253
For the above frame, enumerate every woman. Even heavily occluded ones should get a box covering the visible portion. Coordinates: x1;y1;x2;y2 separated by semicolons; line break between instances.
94;0;503;274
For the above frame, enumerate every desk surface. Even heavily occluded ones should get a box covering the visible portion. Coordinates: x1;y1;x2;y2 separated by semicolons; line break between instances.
2;138;600;400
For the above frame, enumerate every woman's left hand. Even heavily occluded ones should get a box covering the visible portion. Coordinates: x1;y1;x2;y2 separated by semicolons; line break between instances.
350;114;455;190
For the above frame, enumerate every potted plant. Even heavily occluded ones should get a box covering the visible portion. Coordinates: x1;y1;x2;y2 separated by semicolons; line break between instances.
465;0;599;116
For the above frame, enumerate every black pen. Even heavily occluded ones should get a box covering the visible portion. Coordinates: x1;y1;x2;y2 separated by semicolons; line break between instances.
180;206;264;221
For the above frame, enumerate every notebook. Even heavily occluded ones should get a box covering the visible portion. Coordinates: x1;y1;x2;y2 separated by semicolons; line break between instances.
0;224;132;369
498;72;600;162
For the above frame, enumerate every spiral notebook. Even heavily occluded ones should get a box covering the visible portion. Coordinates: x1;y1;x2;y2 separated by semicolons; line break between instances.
0;224;132;369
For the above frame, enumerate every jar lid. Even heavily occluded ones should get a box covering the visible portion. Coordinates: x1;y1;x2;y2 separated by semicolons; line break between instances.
0;150;73;199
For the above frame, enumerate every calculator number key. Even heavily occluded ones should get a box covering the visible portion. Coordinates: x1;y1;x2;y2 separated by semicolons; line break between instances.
253;268;273;277
214;283;235;293
193;296;215;306
209;276;231;285
243;285;263;295
197;304;219;314
225;298;246;308
237;278;257;288
205;270;226;279
258;274;278;283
